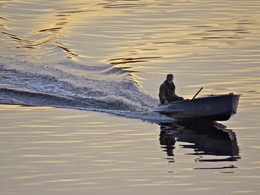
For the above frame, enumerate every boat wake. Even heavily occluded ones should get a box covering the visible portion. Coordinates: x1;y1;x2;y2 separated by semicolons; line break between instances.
0;56;173;122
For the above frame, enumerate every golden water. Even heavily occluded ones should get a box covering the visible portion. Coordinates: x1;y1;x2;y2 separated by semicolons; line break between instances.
0;0;259;194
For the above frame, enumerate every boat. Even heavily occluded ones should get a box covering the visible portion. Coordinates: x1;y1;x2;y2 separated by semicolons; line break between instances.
155;93;240;121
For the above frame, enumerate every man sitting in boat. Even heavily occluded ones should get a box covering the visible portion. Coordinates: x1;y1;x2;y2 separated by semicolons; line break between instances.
159;74;184;104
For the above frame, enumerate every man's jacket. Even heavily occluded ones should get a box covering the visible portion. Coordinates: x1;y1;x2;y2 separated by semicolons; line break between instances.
159;80;177;104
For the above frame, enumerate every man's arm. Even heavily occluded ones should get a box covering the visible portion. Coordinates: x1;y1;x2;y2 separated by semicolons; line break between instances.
159;85;168;104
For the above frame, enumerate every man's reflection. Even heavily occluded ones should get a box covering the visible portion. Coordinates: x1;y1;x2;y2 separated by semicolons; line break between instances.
159;121;240;164
159;129;176;162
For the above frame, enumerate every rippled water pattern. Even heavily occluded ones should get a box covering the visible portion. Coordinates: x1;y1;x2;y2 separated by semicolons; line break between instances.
1;105;258;195
0;0;259;194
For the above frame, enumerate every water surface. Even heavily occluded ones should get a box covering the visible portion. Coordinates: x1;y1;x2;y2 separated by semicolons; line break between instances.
0;0;259;194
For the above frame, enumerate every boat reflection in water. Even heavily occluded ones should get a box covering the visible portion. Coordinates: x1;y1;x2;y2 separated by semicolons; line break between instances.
159;121;240;165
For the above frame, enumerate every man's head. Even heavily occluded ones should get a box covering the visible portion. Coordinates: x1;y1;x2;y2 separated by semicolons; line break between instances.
166;74;174;83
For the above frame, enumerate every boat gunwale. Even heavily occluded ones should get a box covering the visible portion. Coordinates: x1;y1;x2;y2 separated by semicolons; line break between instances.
160;93;241;106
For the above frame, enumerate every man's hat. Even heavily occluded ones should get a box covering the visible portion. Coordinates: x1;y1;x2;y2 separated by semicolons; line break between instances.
167;74;174;79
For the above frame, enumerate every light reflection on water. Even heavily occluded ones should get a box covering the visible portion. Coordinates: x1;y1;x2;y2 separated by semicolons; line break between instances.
1;0;259;97
0;0;259;194
0;105;259;195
